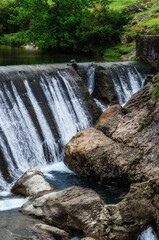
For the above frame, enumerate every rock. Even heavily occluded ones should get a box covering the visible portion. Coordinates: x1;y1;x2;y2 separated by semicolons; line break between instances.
136;35;159;70
92;65;118;105
35;223;69;239
104;179;159;240
125;5;146;13
64;127;141;186
81;238;96;240
21;186;107;239
64;79;159;185
95;104;123;137
11;168;54;197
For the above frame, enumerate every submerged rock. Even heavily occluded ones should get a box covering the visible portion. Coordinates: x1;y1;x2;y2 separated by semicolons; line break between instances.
11;168;54;197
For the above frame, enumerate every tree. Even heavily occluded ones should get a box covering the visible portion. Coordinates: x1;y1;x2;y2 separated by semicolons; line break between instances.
8;0;128;53
78;4;130;53
9;0;112;50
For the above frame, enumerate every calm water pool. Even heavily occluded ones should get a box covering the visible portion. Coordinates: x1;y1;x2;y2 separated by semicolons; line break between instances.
0;45;120;65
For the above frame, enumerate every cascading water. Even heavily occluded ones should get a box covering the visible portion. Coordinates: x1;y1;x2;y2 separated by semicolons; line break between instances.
39;70;91;145
137;227;158;240
76;63;108;111
0;65;95;193
76;63;95;94
77;62;153;108
98;61;152;106
0;62;154;213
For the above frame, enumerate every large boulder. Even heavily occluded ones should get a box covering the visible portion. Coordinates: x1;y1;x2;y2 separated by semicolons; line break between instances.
19;176;159;240
64;127;141;187
11;168;54;197
21;186;107;239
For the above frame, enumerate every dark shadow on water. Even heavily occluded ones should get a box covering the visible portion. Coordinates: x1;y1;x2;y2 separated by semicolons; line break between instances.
45;170;128;204
0;45;121;66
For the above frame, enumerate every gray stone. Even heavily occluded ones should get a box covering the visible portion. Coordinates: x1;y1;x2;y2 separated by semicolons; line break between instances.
21;186;107;239
35;223;69;238
11;168;54;197
136;35;159;70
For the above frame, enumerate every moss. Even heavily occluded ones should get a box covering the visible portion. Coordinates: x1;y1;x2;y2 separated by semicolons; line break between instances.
104;42;135;58
130;55;136;60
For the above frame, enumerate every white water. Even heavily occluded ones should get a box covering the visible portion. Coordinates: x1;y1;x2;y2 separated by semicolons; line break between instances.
103;62;147;106
138;227;158;240
24;80;60;162
78;62;148;107
42;162;74;174
0;82;46;184
94;98;108;112
0;63;152;212
77;63;95;94
0;191;28;211
86;64;95;94
0;197;28;211
39;70;91;145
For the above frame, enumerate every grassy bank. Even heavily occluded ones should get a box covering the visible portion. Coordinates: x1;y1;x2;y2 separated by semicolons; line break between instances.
104;0;159;60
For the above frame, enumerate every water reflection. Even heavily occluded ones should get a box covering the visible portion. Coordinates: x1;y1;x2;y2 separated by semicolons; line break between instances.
0;45;120;65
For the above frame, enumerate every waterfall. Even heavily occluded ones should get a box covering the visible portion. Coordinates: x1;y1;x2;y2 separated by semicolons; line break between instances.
39;70;91;145
137;227;158;240
94;98;108;112
76;63;95;94
77;62;153;107
0;81;45;185
0;62;153;192
0;65;95;191
99;61;152;106
24;80;60;163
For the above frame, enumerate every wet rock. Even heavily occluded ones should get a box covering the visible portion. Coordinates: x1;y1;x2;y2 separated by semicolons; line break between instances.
104;179;159;240
11;168;54;197
92;65;118;105
21;186;107;239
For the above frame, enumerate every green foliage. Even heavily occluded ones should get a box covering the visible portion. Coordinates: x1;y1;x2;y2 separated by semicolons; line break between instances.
79;5;130;53
139;118;153;132
4;0;129;53
130;55;136;60
139;121;148;131
0;0;17;35
104;42;135;58
8;0;98;50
